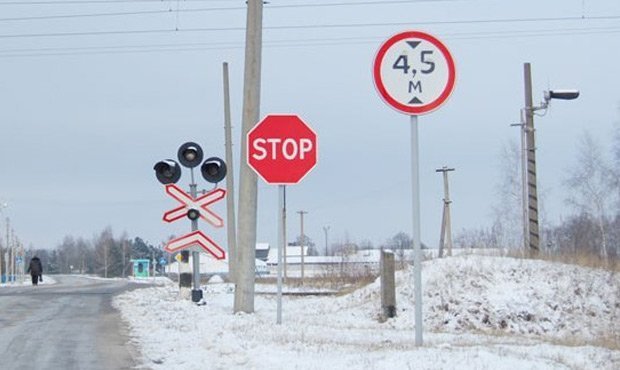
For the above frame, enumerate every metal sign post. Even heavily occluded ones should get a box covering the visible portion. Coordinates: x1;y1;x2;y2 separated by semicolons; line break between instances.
410;115;423;345
373;30;456;346
277;185;286;324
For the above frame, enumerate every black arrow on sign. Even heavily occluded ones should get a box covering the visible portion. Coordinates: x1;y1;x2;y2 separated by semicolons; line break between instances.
409;97;423;104
407;41;421;50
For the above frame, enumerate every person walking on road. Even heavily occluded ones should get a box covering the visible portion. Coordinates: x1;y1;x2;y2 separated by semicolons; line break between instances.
27;256;43;286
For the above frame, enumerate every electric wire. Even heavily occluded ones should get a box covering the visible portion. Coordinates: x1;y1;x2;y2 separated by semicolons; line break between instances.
0;1;476;23
0;7;242;23
0;5;618;23
0;0;457;6
0;15;619;39
1;25;619;58
0;0;238;5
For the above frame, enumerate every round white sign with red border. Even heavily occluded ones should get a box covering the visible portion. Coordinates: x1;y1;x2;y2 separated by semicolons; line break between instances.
373;31;456;115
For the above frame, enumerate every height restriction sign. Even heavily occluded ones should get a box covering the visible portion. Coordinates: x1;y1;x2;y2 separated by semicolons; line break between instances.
373;31;456;115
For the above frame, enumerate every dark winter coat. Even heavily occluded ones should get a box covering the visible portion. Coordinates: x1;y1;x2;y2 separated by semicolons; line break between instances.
27;257;43;276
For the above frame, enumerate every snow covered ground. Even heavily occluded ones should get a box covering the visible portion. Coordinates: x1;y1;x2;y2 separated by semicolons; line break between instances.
113;255;620;369
0;275;56;287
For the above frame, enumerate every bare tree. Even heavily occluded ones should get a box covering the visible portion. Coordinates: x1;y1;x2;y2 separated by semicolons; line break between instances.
454;227;500;250
94;227;115;278
57;236;77;273
490;140;523;249
564;132;614;259
386;232;412;265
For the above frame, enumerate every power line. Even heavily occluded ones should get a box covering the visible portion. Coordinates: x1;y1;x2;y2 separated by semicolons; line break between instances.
0;0;237;5
0;0;455;6
0;15;618;39
0;6;619;24
0;1;465;23
0;6;244;23
0;26;241;39
1;26;619;58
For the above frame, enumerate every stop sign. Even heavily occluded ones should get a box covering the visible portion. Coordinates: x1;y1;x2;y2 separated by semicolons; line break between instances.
247;114;317;184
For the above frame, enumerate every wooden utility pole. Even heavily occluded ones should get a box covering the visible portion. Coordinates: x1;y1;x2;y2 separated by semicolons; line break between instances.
235;0;263;313
297;210;307;283
436;166;454;257
523;63;540;252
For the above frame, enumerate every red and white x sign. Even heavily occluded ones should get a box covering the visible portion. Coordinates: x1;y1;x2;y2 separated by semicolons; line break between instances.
162;184;226;227
164;230;226;259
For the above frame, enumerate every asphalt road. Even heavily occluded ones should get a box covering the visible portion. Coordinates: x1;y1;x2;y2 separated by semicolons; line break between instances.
0;275;141;370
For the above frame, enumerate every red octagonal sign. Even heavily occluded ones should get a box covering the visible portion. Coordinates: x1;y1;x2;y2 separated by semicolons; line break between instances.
247;114;317;185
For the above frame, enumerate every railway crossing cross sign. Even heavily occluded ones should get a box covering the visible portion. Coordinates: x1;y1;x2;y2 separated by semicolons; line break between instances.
164;230;226;259
161;184;227;257
162;184;226;227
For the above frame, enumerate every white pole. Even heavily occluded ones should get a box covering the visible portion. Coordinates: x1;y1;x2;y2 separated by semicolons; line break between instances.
277;185;285;324
410;115;423;346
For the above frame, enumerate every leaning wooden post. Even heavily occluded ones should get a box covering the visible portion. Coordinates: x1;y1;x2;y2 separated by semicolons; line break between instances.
380;250;396;319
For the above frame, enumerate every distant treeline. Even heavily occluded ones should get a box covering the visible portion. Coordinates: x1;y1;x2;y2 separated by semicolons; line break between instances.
26;227;165;277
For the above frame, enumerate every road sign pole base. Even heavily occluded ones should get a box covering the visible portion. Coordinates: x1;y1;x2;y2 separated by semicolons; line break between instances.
191;289;203;303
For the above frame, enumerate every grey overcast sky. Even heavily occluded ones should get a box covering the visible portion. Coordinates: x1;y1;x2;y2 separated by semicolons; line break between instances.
1;0;619;251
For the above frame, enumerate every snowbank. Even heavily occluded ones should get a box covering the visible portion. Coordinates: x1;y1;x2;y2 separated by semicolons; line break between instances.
113;255;620;369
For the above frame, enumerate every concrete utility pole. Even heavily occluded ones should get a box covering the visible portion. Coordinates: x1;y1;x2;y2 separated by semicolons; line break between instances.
104;241;108;279
4;219;9;283
297;211;307;283
222;62;238;284
9;234;17;284
436;166;454;258
18;241;24;284
11;232;16;284
322;226;330;256
380;250;396;319
0;226;3;281
523;63;540;252
235;0;263;313
122;239;126;279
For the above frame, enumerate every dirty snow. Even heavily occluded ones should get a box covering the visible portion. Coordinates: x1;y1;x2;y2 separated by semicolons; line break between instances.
0;275;57;287
113;255;620;369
